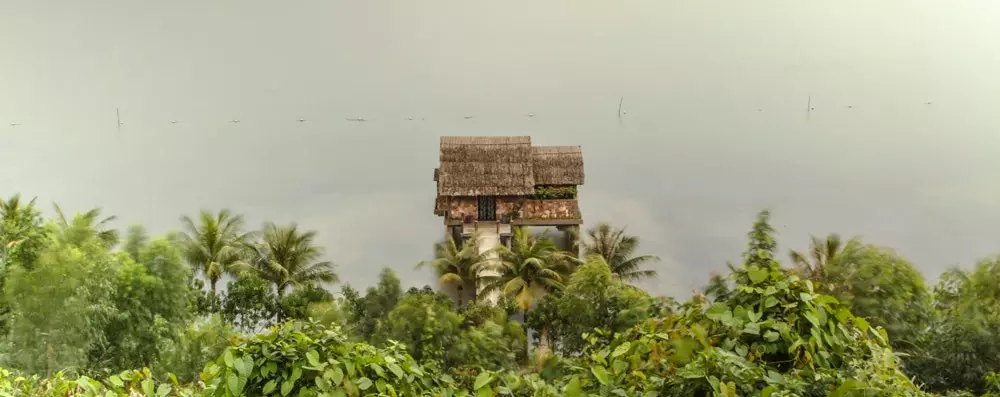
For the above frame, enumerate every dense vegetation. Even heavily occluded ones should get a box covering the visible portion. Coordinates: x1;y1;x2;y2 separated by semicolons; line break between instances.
1;194;1000;396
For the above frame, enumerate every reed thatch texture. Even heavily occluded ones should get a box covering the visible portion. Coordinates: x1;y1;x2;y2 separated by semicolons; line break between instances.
437;136;536;196
531;146;585;186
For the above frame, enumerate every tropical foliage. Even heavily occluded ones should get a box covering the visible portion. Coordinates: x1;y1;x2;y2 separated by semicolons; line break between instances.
583;222;660;282
2;192;1000;396
479;228;577;312
417;235;488;306
179;210;249;295
238;223;337;299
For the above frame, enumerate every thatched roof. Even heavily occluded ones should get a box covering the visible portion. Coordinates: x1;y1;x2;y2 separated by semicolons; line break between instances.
438;136;536;196
532;146;585;185
437;136;585;197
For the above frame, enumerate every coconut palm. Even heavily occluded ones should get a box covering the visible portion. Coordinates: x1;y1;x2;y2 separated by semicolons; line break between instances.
0;195;42;258
0;195;38;235
52;203;119;248
789;233;854;283
416;235;488;306
123;224;150;263
179;209;249;295
240;222;338;299
479;228;576;312
583;223;659;283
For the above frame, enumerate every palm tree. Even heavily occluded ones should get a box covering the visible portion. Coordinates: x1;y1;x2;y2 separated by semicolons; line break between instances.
52;203;119;248
0;195;41;258
240;222;338;299
788;233;853;283
416;235;488;306
479;228;576;312
123;225;150;262
0;195;38;235
583;223;659;283
179;209;249;295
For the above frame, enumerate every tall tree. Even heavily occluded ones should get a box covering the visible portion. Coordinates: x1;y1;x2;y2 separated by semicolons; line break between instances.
479;228;575;312
416;235;488;306
906;257;1000;393
744;210;777;269
219;273;279;332
179;209;248;295
374;289;462;363
0;194;46;270
788;233;853;283
239;222;338;299
5;214;118;376
0;194;47;333
583;222;660;283
344;268;404;341
820;242;929;349
97;230;194;372
122;224;150;263
52;203;119;249
528;255;653;355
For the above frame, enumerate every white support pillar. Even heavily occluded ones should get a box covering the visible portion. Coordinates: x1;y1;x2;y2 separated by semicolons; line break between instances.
475;223;502;306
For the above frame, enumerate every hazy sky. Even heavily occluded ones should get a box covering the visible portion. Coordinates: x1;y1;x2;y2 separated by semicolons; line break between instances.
3;0;1000;296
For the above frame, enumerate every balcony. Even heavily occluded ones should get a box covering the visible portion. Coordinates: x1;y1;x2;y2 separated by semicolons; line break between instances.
460;219;513;237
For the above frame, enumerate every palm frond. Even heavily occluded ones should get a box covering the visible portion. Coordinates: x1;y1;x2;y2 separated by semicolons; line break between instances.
583;222;659;283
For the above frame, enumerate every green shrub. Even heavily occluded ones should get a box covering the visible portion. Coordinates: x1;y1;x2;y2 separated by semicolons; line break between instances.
200;321;463;396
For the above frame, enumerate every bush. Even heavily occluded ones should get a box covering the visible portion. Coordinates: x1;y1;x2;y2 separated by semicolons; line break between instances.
200;321;463;396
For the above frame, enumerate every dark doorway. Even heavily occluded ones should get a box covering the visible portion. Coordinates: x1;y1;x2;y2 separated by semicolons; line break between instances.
477;196;497;221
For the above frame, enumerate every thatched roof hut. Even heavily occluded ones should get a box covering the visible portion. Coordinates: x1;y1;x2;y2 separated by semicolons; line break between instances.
436;136;584;197
531;146;585;186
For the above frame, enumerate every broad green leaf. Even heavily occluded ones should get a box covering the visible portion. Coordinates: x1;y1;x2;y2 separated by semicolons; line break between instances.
612;359;628;374
224;350;234;368
357;377;373;390
563;376;582;397
803;311;820;327
155;384;171;397
477;386;494;397
764;296;779;308
235;356;253;377
370;363;385;377
141;380;155;397
748;266;768;284
386;362;404;378
855;317;870;333
281;379;294;396
316;376;331;391
227;374;243;396
306;350;320;367
591;365;610;385
263;380;277;394
474;372;493;390
108;376;123;388
705;303;730;321
611;342;631;358
761;386;774;397
327;367;344;385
